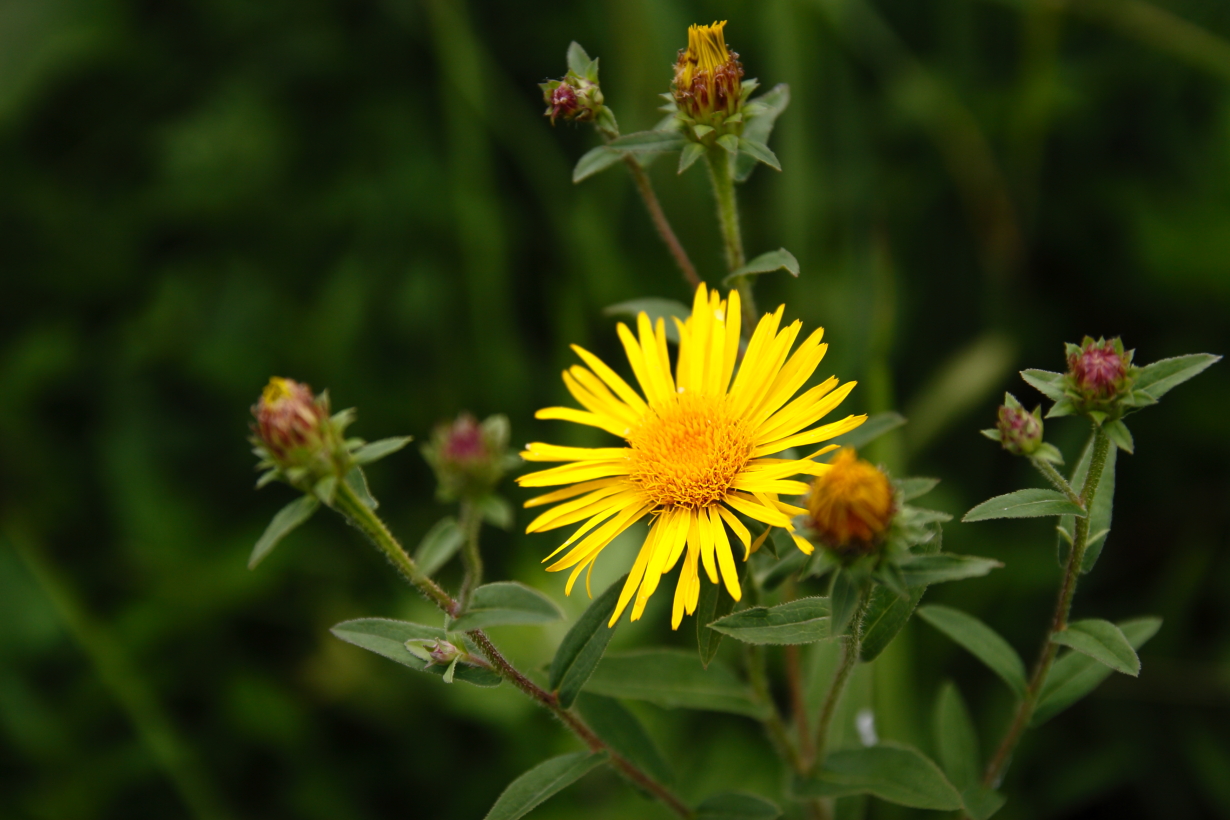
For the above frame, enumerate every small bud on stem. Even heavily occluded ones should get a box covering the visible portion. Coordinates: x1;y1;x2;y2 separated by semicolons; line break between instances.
996;393;1044;455
805;448;895;560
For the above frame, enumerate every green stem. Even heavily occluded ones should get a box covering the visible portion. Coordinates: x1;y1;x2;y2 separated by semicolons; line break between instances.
330;483;692;819
1029;456;1083;507
812;588;871;769
981;426;1111;788
745;641;802;772
623;155;701;291
705;146;758;333
458;498;484;610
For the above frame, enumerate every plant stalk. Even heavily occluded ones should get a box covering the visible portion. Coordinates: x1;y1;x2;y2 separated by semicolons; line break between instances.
745;642;802;771
458;498;484;609
1029;456;1083;507
331;482;691;819
705;146;758;333
623;155;701;291
981;426;1111;788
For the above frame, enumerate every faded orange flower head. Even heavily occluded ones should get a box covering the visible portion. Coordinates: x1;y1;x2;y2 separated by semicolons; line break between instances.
805;448;894;555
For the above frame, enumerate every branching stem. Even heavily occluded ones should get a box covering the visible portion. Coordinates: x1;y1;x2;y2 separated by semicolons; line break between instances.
623;155;701;291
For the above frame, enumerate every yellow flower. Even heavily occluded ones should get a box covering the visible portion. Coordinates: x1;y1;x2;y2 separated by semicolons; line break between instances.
804;448;894;556
673;21;745;123
518;285;865;629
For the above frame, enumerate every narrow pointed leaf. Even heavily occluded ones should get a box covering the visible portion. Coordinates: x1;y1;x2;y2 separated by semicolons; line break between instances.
604;298;691;344
573;145;623;182
330;618;501;686
898;554;1001;587
695;792;781;820
679;142;705;174
414;517;466;577
963;488;1085;522
859;529;941;662
897;477;940;501
1051;618;1140;676
698;555;748;666
575;693;672;785
450;582;563;631
829;570;861;638
478;494;514;529
736;138;780;170
736;83;790;182
962;787;1007;820
565;42;592;76
793;743;963;810
1104;419;1134;454
708;597;831;645
1058;439;1117;574
584;649;767;718
607;130;685;153
549;574;626;708
1034;617;1161;724
933;681;979;790
1134;353;1220;400
918;605;1027;698
723;248;799;288
350;436;413;465
826;412;906;451
1020;369;1066;401
343;467;377;509
249;495;319;569
484;751;607;820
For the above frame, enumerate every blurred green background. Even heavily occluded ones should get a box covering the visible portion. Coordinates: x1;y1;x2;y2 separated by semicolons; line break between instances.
1;0;1227;817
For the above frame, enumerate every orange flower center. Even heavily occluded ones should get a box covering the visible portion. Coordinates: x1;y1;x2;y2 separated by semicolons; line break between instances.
627;392;753;510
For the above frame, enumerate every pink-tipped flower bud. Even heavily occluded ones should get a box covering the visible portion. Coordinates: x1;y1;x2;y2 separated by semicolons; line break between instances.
1063;336;1137;419
540;75;606;126
422;413;512;501
251;377;350;491
996;394;1044;455
405;638;465;668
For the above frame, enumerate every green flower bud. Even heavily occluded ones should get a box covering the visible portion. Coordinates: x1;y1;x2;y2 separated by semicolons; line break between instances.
996;393;1044;455
422;413;512;501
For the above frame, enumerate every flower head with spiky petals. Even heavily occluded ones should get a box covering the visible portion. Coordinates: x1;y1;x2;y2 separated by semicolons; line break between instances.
518;285;865;629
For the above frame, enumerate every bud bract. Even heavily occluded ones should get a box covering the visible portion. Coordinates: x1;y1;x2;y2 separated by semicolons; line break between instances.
672;21;749;138
422;413;513;501
251;378;351;492
1063;336;1137;420
404;638;465;668
805;448;896;560
996;393;1044;455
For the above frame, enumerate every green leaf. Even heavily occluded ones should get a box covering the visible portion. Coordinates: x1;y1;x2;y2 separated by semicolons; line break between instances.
483;751;607;820
963;488;1085;522
829;570;862;638
1020;369;1066;401
826;412;906;451
1035;617;1161;724
859;529;941;662
565;42;592;76
897;477;940;502
1058;437;1118;574
343;467;377;509
679;142;705;174
933;681;979;790
607;130;685;154
329;618;501;687
313;473;338;505
574;693;672;785
759;545;808;591
350;436;413;465
708;597;831;645
584;649;767;718
603;298;691;344
478;494;514;530
917;605;1027;698
736;83;790;182
1051;618;1140;676
898;554;1001;587
413;517;466;577
723;248;799;288
249;495;319;569
573;145;623;183
696;558;746;667
549;574;626;708
1134;353;1220;400
962;787;1006;820
1104;419;1134;454
450;582;563;631
695;792;781;820
736;138;780;171
717;134;739;155
793;743;963;810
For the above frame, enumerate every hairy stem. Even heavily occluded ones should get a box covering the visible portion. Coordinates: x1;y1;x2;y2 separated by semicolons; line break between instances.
623;155;701;291
813;588;871;769
458;498;484;609
1029;455;1083;507
981;426;1111;788
331;482;691;818
705;146;758;332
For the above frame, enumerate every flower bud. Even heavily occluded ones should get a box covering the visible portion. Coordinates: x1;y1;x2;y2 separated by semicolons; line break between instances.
1063;336;1137;419
805;449;895;559
672;21;747;134
540;75;606;127
422;413;512;501
404;638;465;668
251;378;350;491
996;393;1044;455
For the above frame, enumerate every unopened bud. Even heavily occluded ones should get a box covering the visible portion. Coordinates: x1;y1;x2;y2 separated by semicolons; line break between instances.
1064;336;1137;419
996;394;1044;455
805;449;895;559
251;378;350;490
405;638;465;668
540;75;606;127
673;21;747;135
422;413;512;501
